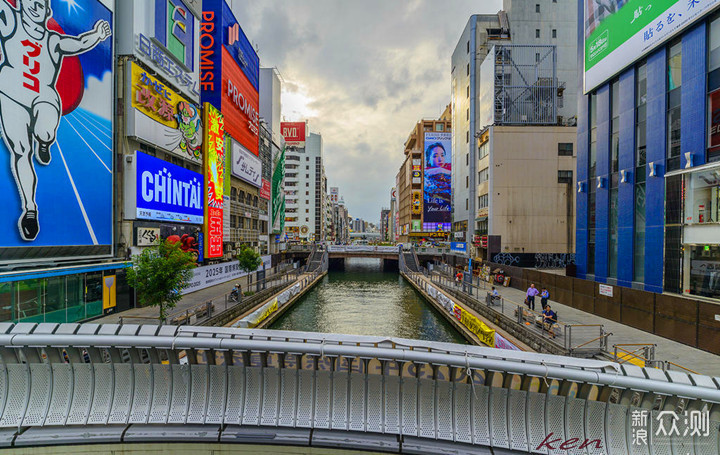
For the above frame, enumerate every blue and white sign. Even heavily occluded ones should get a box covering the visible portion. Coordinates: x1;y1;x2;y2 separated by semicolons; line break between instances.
451;242;467;253
135;151;203;224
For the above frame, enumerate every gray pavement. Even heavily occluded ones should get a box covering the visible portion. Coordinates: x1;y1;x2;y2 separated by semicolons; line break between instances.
432;269;720;377
95;264;297;325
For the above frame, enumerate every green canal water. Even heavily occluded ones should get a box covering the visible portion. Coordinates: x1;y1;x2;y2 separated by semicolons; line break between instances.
270;258;467;344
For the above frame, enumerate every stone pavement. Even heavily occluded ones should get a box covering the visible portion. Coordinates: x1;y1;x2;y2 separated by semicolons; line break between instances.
432;270;720;377
95;265;297;325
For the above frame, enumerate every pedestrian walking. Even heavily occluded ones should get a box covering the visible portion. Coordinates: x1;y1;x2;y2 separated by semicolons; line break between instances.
525;284;539;311
540;287;549;309
455;270;463;286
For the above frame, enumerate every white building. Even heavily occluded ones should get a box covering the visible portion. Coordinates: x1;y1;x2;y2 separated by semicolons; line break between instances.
451;0;578;255
284;132;326;241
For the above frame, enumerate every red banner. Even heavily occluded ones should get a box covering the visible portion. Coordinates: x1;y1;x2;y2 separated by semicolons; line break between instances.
260;178;271;200
281;122;306;147
222;48;259;155
710;89;720;150
203;104;225;258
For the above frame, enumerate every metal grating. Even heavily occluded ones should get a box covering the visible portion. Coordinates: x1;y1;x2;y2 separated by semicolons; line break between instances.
436;380;454;441
88;364;112;425
66;364;93;425
348;372;365;432
472;385;491;446
0;364;27;427
278;368;297;427
108;364;133;424
605;404;628;455
508;389;528;452
22;364;50;426
545;395;567;455
527;391;548;454
242;367;263;426
168;365;190;424
260;367;279;426
453;382;472;443
565;397;586;455
585;401;607;455
489;386;509;448
330;371;348;430
224;366;245;425
401;377;418;436
187;365;208;424
206;366;226;424
149;364;171;424
649;410;672;455
418;378;436;438
129;364;152;424
296;369;315;428
366;374;383;433
313;370;331;429
384;375;401;435
45;364;72;426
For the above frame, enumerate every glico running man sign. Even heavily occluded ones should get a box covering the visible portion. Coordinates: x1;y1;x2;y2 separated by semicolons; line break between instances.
0;0;114;262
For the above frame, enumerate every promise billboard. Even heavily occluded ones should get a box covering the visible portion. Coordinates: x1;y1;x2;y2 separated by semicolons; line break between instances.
0;0;114;263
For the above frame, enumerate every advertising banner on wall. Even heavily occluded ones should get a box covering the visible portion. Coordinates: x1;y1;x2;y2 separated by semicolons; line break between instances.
126;62;203;164
134;151;203;224
231;138;262;187
272;146;286;234
423;132;452;224
412;190;422;215
0;0;114;263
117;0;201;101
281;122;306;147
200;0;260;155
584;0;720;92
330;187;339;203
203;103;225;257
181;255;271;294
260;179;271;200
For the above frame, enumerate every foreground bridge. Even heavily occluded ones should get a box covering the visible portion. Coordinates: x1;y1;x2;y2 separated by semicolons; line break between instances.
0;323;717;453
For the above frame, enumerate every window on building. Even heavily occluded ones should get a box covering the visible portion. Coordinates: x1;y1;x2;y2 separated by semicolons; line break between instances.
305;183;309;187
466;176;469;188
306;191;309;195
466;63;470;76
536;4;540;13
636;61;647;168
558;170;573;184
306;200;309;204
466;40;469;53
558;143;573;156
479;141;489;159
609;78;620;279
466;131;469;143
435;123;444;132
479;168;488;183
466;199;468;210
466;86;469;98
231;187;237;201
667;41;682;171
306;157;310;161
466;153;469;166
306;174;309;178
478;194;488;208
610;79;620;173
552;29;557;38
708;16;720;162
588;91;597;275
535;52;541;62
535;29;540;38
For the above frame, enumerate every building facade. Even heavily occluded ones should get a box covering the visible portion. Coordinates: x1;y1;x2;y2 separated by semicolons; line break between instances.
576;0;720;301
452;1;578;255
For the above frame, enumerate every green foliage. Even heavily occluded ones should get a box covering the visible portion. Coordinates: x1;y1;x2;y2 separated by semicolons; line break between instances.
125;239;196;322
237;245;263;274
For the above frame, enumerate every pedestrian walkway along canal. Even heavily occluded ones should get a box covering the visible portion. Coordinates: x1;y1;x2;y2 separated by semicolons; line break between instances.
270;258;466;344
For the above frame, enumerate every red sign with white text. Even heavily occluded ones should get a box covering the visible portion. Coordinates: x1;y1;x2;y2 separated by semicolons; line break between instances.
281;122;306;147
222;47;259;155
260;179;271;200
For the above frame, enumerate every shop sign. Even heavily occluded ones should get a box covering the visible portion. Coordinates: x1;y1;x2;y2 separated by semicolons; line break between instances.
260;179;272;200
411;220;421;232
203;103;225;257
136;227;161;246
137;33;199;99
451;242;467;253
181;255;271;294
599;284;613;297
412;190;422;215
135;151;203;224
128;62;203;163
281;122;306;147
231;138;262;187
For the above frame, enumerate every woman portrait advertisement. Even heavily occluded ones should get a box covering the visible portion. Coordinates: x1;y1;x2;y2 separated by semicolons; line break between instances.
423;141;451;221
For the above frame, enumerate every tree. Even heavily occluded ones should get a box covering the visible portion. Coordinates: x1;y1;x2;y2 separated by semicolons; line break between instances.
126;239;196;322
237;245;263;285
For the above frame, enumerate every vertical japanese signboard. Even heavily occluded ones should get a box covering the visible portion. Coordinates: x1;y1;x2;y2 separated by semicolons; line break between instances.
203;103;225;257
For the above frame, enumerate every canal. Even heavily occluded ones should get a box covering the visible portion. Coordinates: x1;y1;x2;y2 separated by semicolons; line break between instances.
270;258;467;344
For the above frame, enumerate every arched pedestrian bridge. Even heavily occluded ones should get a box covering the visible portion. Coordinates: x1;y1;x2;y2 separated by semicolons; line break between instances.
0;323;717;453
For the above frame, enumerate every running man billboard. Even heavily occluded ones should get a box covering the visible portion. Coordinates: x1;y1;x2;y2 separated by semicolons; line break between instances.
0;0;114;262
423;132;452;225
584;0;720;92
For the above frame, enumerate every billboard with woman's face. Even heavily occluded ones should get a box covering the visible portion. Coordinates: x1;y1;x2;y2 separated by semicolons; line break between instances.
423;132;452;224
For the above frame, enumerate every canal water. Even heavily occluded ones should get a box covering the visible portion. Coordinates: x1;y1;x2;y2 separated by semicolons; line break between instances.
270;258;467;344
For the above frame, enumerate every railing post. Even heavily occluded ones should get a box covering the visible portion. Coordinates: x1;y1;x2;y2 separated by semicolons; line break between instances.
567;325;572;351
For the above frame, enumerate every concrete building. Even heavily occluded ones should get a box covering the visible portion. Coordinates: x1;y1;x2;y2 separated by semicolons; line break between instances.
380;209;391;242
283;130;326;242
396;108;452;244
575;0;720;301
451;0;578;255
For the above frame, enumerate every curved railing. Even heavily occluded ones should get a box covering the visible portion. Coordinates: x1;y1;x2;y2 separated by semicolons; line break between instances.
0;323;717;453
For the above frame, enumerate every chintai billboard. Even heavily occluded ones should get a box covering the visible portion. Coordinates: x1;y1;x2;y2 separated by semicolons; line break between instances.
423;132;452;224
0;0;115;263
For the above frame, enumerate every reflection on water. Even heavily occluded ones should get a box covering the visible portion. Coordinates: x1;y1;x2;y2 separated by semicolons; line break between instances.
270;258;466;344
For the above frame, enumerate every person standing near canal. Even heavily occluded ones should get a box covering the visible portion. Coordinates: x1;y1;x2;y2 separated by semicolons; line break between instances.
540;287;550;309
525;284;539;311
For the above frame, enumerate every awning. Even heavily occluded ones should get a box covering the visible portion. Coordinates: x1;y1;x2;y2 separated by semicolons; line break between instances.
475;216;488;222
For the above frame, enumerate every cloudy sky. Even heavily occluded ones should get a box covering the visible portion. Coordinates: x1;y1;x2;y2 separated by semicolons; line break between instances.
230;0;502;222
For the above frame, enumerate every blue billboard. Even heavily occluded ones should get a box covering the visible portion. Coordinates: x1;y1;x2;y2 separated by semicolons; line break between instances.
135;151;204;224
0;0;114;261
451;242;467;253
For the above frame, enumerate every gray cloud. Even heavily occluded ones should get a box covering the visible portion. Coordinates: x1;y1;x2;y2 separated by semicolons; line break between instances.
231;0;502;222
